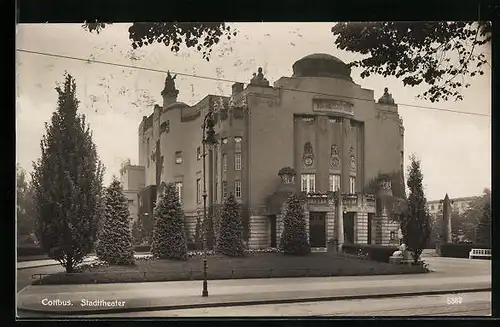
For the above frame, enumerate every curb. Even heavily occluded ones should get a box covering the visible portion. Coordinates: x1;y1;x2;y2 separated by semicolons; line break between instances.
16;287;491;316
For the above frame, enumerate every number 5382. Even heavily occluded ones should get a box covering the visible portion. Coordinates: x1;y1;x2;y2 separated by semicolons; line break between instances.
447;296;463;305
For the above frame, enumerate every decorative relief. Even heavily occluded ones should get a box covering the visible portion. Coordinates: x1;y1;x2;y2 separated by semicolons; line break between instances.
379;180;392;191
349;146;356;171
313;99;354;115
303;142;314;167
330;144;340;169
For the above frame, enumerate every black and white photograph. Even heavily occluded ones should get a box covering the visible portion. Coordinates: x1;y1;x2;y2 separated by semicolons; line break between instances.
16;21;491;318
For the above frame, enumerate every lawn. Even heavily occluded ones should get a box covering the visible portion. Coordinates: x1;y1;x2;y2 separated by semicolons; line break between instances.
34;251;428;285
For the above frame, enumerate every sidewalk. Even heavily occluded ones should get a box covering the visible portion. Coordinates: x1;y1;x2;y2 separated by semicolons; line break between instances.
17;273;491;316
17;253;152;270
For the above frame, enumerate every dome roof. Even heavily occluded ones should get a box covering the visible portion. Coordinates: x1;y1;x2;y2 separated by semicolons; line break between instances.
292;53;352;81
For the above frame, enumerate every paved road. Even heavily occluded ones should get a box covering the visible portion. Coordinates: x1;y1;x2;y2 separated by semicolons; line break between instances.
85;291;491;317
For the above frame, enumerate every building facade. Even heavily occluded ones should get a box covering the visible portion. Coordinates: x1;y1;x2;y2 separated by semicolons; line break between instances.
119;162;145;223
427;196;479;216
137;53;404;249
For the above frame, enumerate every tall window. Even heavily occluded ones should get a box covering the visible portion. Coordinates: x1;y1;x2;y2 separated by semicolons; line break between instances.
301;174;315;193
196;178;202;203
197;147;201;160
329;174;341;191
222;181;228;198
234;153;242;170
175;182;183;203
235;137;242;152
349;176;356;193
222;154;227;172
175;151;183;164
235;180;242;198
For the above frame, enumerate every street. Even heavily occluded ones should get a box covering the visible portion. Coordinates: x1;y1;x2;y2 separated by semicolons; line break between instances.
86;291;491;317
16;254;491;317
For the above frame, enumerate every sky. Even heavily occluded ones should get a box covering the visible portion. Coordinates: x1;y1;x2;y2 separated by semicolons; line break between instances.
16;23;491;201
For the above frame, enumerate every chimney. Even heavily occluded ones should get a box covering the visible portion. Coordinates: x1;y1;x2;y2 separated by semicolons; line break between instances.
232;82;244;95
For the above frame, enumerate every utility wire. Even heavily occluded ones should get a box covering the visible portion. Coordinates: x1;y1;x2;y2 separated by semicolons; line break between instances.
17;49;491;118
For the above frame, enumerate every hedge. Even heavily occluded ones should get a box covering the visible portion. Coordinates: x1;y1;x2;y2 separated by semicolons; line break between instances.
342;244;399;263
18;244;153;257
439;243;491;258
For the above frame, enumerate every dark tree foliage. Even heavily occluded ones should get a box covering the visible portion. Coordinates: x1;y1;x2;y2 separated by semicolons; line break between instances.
83;22;236;62
400;155;431;263
151;183;187;260
474;189;491;247
364;170;406;222
332;22;491;102
17;165;36;241
216;194;245;257
279;193;311;255
96;177;135;265
31;73;105;273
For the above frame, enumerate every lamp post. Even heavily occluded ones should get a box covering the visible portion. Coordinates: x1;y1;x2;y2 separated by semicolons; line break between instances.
201;108;217;297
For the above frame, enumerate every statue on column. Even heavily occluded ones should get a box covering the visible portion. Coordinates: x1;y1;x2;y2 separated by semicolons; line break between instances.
378;87;395;105
250;67;270;86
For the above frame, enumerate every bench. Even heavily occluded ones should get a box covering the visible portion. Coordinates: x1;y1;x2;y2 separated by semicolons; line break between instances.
469;248;491;259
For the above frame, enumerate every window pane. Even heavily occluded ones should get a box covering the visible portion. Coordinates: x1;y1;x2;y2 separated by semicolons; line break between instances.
235;180;241;198
301;175;308;192
310;175;315;192
235;153;241;170
222;154;227;171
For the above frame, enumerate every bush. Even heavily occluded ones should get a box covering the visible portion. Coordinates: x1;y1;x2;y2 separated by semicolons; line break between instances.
279;193;311;255
95;178;135;265
216;194;245;257
342;244;399;263
439;243;491;258
151;183;188;260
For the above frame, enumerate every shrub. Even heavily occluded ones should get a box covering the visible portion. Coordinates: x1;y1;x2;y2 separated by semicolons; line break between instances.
95;178;135;265
439;243;491;258
151;183;187;260
279;193;310;255
216;194;245;257
342;244;399;263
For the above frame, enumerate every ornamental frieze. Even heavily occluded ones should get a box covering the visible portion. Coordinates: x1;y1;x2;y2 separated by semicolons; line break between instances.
313;99;354;115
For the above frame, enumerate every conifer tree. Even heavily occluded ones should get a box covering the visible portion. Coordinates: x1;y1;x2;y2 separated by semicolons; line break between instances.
151;183;187;260
279;193;310;255
216;194;245;256
96;177;135;265
475;189;491;247
400;155;431;263
31;73;105;273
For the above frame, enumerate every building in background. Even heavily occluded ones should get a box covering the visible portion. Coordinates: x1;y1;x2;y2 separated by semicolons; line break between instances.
137;53;406;249
427;196;480;216
119;160;145;224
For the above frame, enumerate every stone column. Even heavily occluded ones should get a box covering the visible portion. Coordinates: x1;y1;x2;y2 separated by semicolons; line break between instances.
341;118;351;193
336;191;344;251
442;194;452;243
356;212;368;244
304;205;310;244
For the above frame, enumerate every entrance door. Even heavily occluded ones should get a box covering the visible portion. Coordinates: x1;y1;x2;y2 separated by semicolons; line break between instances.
269;215;277;248
367;213;374;244
309;212;326;247
343;212;355;244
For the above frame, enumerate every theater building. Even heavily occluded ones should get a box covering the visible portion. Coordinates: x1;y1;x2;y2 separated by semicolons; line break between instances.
137;53;404;249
